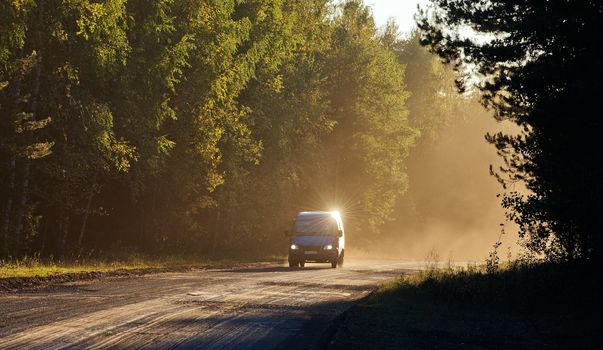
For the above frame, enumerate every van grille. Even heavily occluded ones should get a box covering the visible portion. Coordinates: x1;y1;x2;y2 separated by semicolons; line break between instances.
302;246;322;251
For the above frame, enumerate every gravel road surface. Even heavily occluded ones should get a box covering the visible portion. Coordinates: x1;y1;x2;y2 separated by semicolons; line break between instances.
0;260;420;349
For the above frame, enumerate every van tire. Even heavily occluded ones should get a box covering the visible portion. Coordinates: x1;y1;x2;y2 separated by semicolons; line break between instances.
299;261;305;268
331;260;337;268
338;251;344;267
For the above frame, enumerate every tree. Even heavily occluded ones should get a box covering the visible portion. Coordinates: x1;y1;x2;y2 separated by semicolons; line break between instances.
212;0;335;252
418;0;603;261
315;0;417;242
1;1;52;256
379;25;486;249
383;28;467;144
1;0;418;258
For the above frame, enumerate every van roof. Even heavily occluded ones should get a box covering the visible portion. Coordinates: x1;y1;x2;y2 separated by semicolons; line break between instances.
296;211;344;231
297;211;335;219
298;211;330;215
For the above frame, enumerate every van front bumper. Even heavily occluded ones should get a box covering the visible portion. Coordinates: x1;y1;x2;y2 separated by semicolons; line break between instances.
289;247;339;262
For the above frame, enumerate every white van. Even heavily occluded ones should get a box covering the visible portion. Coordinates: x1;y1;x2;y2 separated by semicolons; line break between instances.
287;211;345;268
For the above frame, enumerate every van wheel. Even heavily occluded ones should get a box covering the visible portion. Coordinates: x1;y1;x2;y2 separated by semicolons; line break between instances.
338;252;344;267
331;260;337;268
299;261;305;268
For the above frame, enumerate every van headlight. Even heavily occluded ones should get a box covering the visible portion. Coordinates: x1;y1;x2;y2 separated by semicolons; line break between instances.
290;244;299;250
323;245;333;250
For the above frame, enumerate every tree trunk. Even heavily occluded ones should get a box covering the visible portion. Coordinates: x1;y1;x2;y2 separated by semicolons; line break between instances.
139;205;145;242
1;156;16;257
13;159;30;253
60;215;70;256
39;216;48;256
13;46;42;252
2;47;25;258
77;192;94;253
228;209;235;247
212;207;221;254
151;178;158;246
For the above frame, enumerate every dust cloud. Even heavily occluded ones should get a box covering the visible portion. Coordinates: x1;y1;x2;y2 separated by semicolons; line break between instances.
368;107;522;261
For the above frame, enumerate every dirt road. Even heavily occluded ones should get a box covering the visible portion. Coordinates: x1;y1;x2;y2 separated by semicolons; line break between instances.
0;260;419;349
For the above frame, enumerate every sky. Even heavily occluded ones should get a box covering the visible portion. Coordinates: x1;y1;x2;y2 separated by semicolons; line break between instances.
366;0;427;33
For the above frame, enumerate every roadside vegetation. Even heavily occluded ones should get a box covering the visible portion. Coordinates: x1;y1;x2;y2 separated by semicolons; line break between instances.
328;261;601;350
0;252;283;279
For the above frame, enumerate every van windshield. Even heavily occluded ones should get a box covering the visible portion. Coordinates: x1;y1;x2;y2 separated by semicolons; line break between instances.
293;217;337;236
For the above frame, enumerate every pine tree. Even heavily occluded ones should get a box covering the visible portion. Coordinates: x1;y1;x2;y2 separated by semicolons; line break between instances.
418;0;603;261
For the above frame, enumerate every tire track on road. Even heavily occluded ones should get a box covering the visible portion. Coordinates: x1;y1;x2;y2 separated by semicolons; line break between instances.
0;260;418;349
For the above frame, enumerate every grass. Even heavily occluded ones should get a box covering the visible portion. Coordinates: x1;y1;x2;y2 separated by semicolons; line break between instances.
328;262;601;350
0;253;285;279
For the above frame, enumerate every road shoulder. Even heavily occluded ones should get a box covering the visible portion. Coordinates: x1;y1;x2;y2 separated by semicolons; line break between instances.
326;263;602;350
0;260;282;292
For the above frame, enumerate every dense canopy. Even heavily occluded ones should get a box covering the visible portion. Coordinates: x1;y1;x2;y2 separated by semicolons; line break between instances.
1;0;436;258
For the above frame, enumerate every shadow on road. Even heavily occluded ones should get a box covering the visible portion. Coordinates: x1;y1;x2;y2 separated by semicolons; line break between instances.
225;266;334;273
62;298;355;350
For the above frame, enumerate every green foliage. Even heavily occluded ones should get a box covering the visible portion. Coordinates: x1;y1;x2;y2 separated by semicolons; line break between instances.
1;0;440;258
387;29;468;144
318;0;417;237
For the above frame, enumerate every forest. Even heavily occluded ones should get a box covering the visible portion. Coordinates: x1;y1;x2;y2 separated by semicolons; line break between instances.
2;0;601;264
0;0;461;258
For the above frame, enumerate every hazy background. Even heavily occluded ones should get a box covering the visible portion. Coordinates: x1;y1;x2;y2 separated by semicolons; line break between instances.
367;0;427;33
376;108;522;261
337;1;521;261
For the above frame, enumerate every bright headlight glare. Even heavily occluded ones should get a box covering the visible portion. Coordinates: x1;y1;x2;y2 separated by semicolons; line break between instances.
290;244;299;250
324;245;333;250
